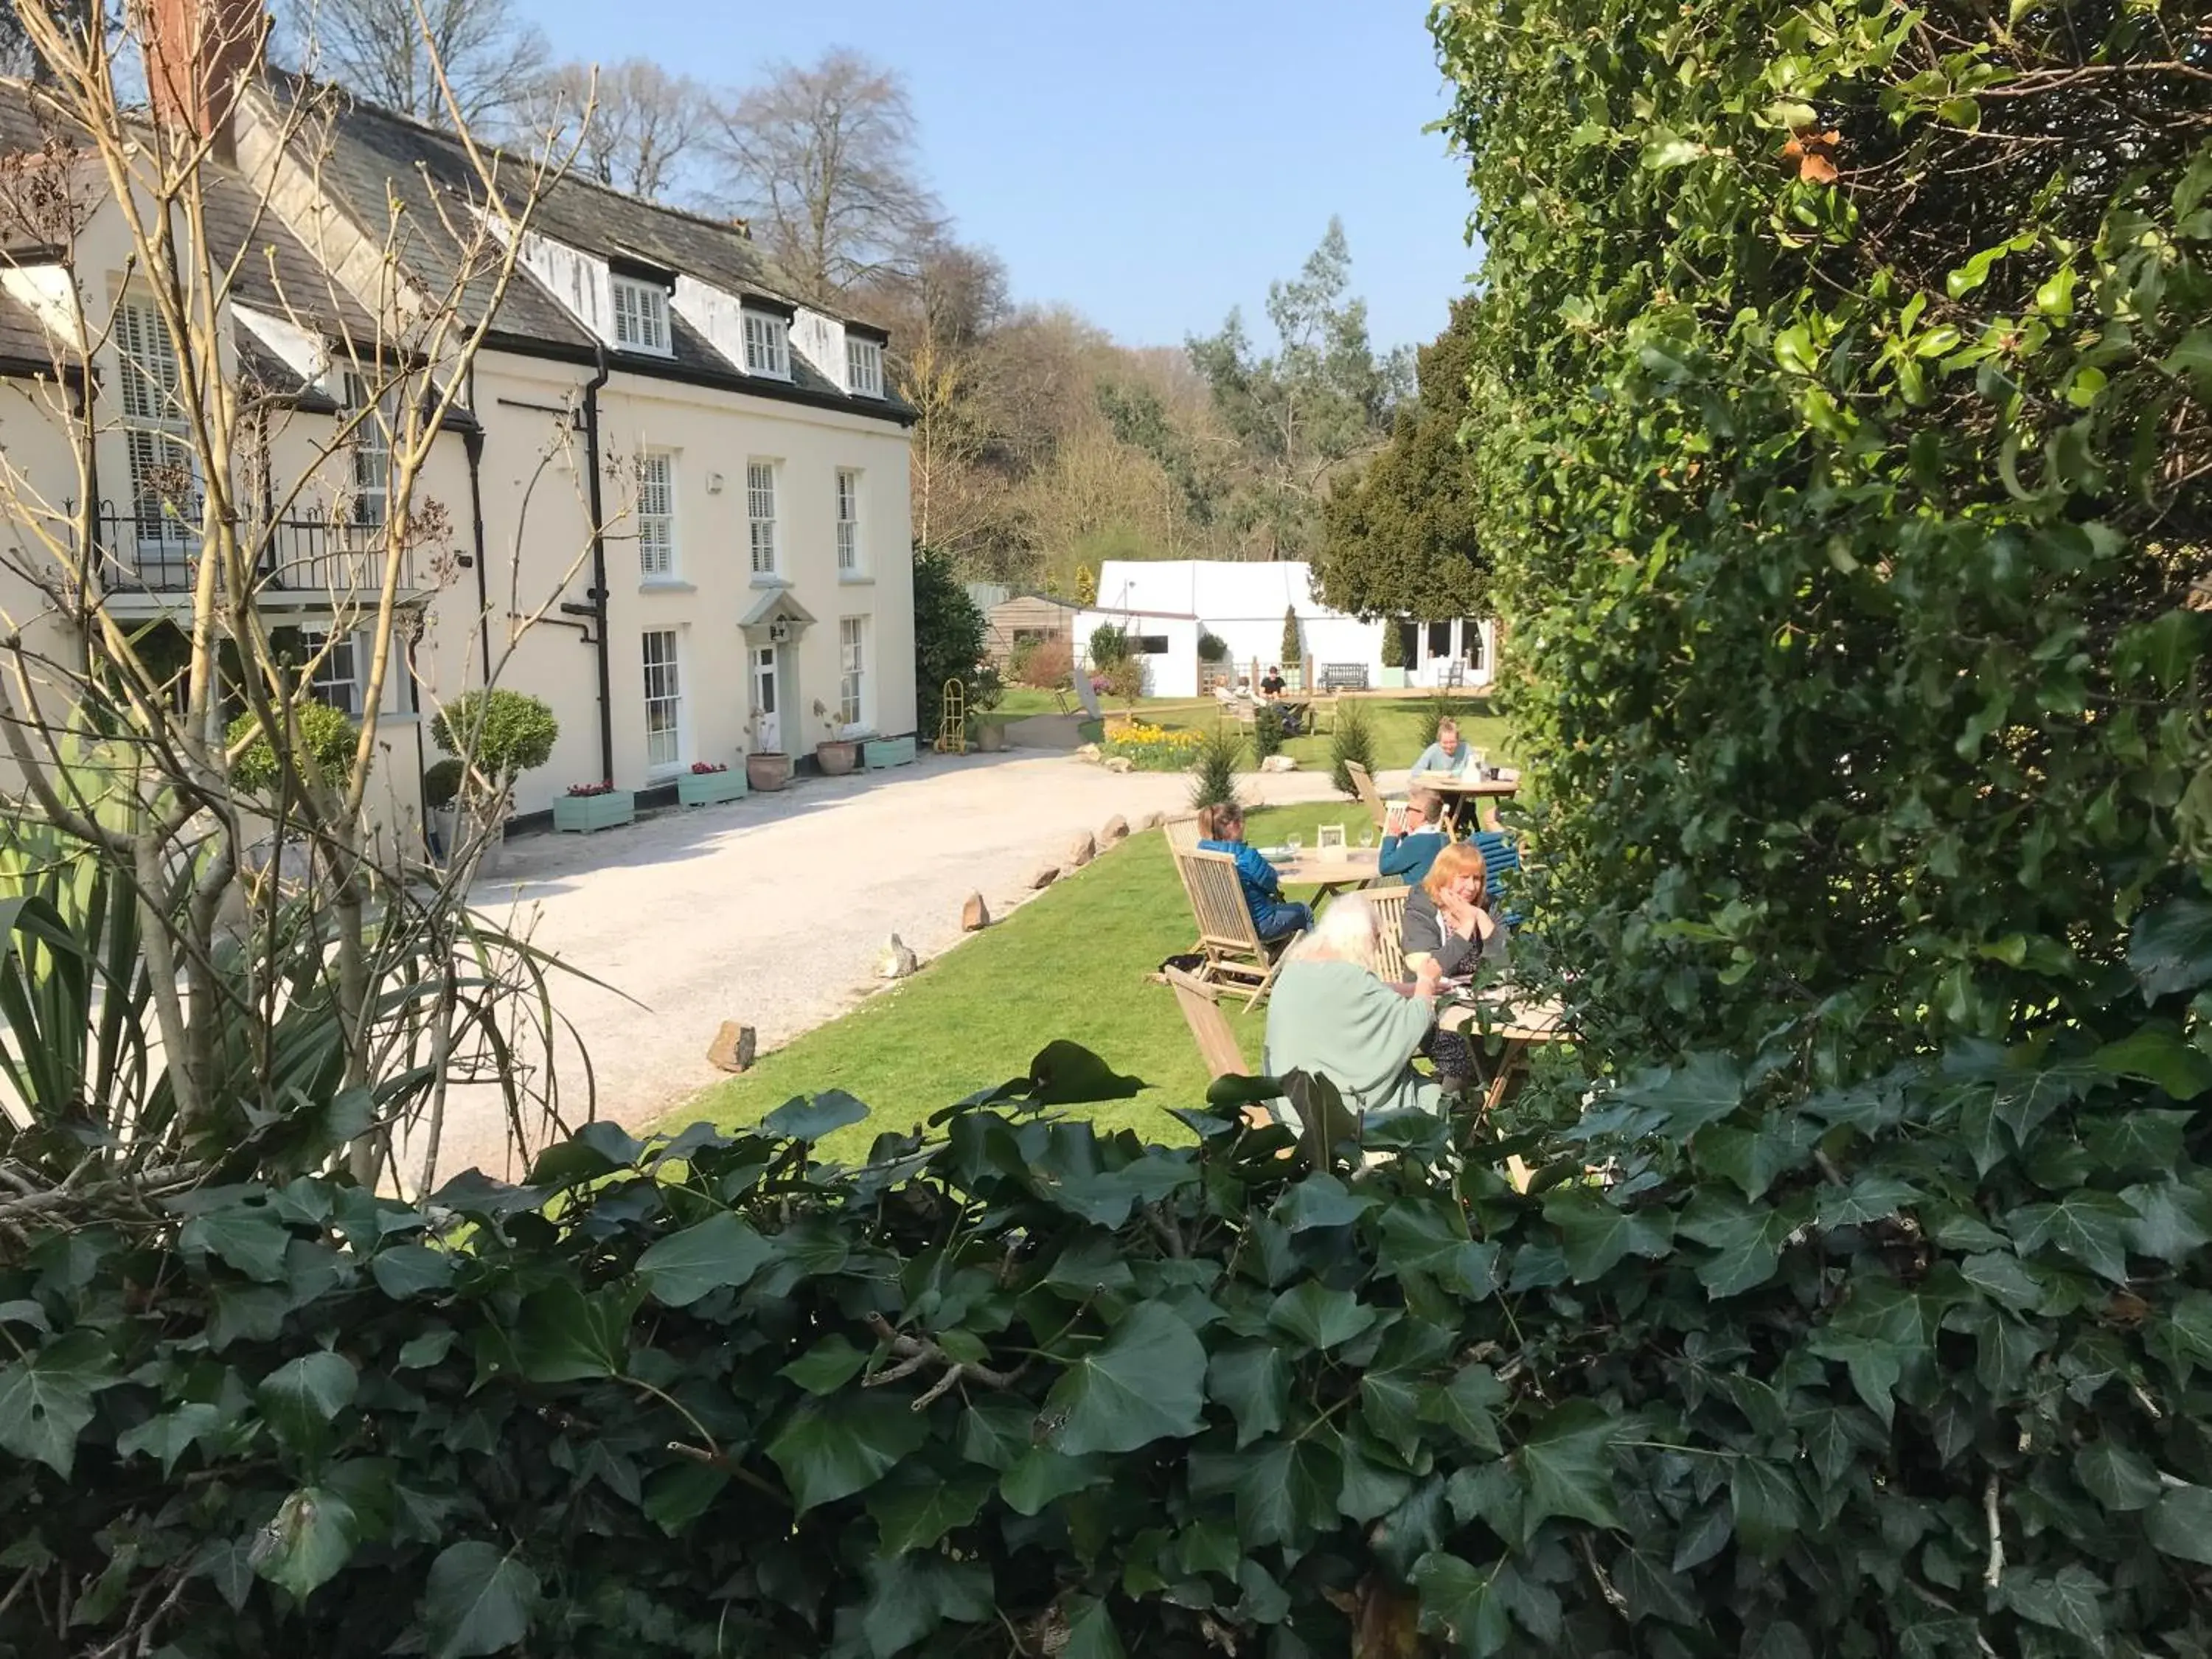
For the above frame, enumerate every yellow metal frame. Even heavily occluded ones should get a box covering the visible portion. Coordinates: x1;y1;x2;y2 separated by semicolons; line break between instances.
936;677;967;754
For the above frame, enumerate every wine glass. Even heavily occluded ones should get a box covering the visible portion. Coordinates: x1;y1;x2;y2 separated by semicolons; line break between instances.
1358;828;1375;850
1285;832;1303;856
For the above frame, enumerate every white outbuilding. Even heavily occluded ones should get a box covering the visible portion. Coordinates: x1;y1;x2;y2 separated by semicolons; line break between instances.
1075;560;1495;698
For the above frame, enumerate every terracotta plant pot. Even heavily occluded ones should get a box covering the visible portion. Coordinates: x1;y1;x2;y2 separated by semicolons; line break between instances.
745;752;792;791
975;722;1007;753
815;739;860;776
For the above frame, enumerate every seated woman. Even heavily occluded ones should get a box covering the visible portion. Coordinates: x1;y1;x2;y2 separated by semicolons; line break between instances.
1410;715;1474;778
1264;897;1445;1125
1401;843;1506;1095
1197;802;1313;942
1401;841;1507;979
1378;789;1450;885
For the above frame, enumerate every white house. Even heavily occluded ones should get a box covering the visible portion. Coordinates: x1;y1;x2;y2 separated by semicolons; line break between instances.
1076;560;1495;698
0;14;919;844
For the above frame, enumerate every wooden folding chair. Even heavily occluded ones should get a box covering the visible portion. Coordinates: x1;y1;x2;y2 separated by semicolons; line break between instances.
1164;967;1251;1079
1307;695;1338;737
1184;848;1297;1009
1344;760;1391;832
1364;889;1409;983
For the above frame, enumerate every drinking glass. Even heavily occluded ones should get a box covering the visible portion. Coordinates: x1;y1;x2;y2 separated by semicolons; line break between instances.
1358;828;1375;850
1285;833;1303;855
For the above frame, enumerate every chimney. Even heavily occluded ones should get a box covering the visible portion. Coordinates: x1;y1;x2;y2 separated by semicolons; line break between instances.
143;0;268;156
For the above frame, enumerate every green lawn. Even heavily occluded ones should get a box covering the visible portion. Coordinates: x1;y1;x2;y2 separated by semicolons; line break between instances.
672;799;1385;1162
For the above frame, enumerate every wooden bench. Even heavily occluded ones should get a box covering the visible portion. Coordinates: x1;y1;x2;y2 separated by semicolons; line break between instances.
1321;663;1369;692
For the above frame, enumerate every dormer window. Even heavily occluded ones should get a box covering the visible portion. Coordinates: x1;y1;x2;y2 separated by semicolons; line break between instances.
846;337;884;397
742;310;790;379
612;276;670;355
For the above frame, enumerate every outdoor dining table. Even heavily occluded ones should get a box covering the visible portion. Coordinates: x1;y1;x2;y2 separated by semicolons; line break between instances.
1439;984;1568;1189
1265;846;1380;905
1409;769;1520;835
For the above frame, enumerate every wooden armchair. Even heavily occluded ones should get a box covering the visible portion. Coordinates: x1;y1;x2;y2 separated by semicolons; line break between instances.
1344;759;1393;832
1182;847;1298;1008
1364;889;1410;983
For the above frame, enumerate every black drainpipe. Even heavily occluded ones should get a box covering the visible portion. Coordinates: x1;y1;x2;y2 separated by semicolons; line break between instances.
462;425;493;688
580;347;613;785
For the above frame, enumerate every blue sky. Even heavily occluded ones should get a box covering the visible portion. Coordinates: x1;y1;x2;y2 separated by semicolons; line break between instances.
520;0;1481;354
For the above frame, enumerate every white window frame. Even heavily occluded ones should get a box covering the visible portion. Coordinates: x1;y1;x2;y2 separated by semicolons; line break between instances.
611;276;672;355
838;616;866;731
742;310;790;379
301;628;361;717
846;337;883;397
746;461;779;577
835;468;862;574
637;450;677;580
642;627;684;772
116;299;197;563
346;372;390;530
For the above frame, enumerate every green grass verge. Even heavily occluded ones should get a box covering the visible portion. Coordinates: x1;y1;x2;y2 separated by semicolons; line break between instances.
670;799;1378;1163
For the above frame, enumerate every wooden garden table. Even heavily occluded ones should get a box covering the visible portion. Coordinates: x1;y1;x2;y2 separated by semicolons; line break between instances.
1409;770;1520;835
1266;846;1381;906
1439;985;1569;1189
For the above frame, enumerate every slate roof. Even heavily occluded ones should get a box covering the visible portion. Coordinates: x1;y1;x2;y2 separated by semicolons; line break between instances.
267;76;910;423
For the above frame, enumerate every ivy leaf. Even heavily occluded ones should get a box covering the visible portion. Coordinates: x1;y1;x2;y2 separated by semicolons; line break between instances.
2129;899;2212;1001
767;1394;931;1512
256;1352;359;1459
1543;1189;1674;1282
1208;1342;1290;1449
999;1448;1104;1516
2074;1441;2164;1512
1046;1304;1207;1456
1959;1251;2045;1313
2092;1026;2212;1100
1516;1401;1621;1531
1998;1564;2107;1646
116;1401;224;1477
1420;1364;1506;1455
641;1464;726;1534
780;1334;871;1395
1273;1172;1380;1231
420;1540;540;1658
1063;1596;1127;1659
1241;1437;1341;1548
1267;1281;1379;1350
369;1245;454;1300
2123;1180;2212;1264
634;1213;775;1307
509;1281;638;1382
0;1330;115;1478
1680;1195;1801;1298
1618;1053;1743;1138
2087;1110;2193;1175
762;1091;871;1142
1730;1458;1805;1557
179;1206;291;1283
865;1464;992;1555
2007;1192;2140;1282
251;1486;356;1602
1813;1175;1921;1230
2146;1484;2212;1564
1411;1551;1512;1657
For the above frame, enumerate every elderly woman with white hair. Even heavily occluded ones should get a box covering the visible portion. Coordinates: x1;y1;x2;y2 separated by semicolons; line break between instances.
1262;896;1445;1125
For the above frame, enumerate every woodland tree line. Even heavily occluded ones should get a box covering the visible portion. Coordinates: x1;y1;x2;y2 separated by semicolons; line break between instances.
12;0;1486;618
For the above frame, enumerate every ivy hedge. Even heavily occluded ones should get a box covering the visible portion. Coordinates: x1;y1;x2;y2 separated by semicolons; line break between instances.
4;904;2211;1657
1433;0;2212;1073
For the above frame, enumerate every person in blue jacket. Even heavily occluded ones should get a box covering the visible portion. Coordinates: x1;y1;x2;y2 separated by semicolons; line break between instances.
1410;715;1475;778
1197;802;1312;942
1378;790;1449;885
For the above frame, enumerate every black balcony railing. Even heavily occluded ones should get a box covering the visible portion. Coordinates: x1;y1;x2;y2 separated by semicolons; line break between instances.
77;504;417;597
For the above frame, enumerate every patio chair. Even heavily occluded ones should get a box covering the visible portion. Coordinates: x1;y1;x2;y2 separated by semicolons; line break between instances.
1164;966;1253;1082
1364;889;1410;983
1183;847;1298;1008
1344;759;1392;832
1472;830;1526;925
1306;694;1338;737
1213;686;1256;728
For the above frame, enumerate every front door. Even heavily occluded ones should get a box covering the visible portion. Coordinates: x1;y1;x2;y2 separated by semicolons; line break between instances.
752;644;781;751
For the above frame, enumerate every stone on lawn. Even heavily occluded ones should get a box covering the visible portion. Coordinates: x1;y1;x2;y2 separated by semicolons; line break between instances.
1029;863;1060;890
1065;830;1096;869
1076;742;1102;762
1103;756;1135;773
1100;815;1130;844
961;891;990;932
1138;811;1164;831
877;933;920;979
706;1021;756;1074
1260;754;1298;773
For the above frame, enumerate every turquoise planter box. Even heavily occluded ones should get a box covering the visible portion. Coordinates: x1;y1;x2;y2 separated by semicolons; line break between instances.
1379;667;1409;689
864;736;917;770
553;790;635;833
678;770;748;807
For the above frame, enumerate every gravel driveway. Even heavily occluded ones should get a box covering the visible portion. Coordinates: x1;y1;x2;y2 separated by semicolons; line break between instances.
428;751;1360;1181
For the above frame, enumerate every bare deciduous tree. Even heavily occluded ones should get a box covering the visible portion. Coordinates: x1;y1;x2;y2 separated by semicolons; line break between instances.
529;57;708;203
277;0;549;132
708;47;942;303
